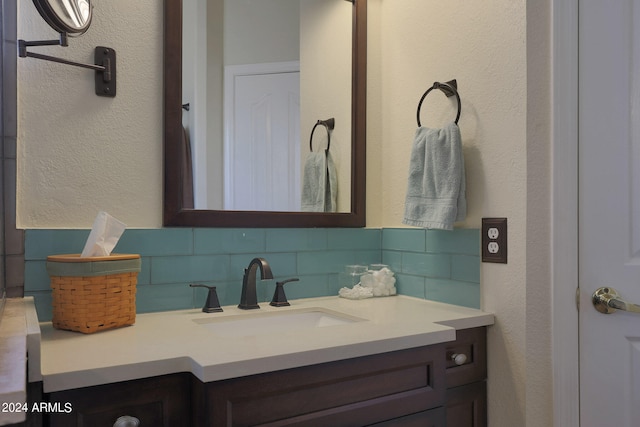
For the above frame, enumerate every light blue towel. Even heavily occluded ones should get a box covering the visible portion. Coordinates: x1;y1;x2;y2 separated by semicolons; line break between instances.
301;151;337;212
403;122;466;230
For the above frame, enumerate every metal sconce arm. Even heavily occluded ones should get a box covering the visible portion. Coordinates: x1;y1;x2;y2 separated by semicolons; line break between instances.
18;33;116;97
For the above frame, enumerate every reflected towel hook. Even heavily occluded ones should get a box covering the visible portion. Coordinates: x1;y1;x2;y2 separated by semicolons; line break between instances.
416;79;461;126
309;118;335;153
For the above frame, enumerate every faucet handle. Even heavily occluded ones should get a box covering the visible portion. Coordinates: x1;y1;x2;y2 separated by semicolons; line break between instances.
270;278;299;307
190;284;223;313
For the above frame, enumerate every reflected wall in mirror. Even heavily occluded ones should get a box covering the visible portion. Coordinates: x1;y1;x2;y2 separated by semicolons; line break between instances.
183;0;352;213
164;0;366;227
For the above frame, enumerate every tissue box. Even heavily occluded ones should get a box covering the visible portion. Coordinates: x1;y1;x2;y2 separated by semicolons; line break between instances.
46;254;141;334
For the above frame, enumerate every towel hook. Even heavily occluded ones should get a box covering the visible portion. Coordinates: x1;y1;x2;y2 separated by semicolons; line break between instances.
416;80;461;127
309;118;335;153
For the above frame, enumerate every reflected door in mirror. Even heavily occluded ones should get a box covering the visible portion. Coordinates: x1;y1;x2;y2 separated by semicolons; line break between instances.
225;67;301;211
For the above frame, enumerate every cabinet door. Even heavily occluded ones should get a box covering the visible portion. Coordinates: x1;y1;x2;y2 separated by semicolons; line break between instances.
445;382;487;427
46;373;191;427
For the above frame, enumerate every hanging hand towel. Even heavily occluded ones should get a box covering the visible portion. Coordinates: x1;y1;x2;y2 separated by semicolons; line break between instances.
301;151;337;212
402;122;466;230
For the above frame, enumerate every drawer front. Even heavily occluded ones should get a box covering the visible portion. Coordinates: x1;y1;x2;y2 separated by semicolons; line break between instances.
203;345;446;426
445;327;487;388
46;373;191;427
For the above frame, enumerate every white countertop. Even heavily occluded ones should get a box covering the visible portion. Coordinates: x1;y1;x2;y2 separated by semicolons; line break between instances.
0;297;41;426
39;295;494;393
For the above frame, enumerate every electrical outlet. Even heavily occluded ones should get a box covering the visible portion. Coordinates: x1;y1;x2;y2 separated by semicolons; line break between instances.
487;227;499;239
482;218;507;263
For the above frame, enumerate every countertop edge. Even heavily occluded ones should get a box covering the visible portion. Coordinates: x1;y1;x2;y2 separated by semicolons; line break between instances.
0;297;41;426
40;296;494;393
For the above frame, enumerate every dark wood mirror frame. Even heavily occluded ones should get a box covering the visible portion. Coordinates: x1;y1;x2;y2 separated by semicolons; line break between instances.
163;0;366;227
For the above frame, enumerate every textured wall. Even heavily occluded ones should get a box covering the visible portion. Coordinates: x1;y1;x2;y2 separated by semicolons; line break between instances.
17;0;163;228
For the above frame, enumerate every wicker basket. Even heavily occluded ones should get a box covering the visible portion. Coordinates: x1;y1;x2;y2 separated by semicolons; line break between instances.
46;254;141;334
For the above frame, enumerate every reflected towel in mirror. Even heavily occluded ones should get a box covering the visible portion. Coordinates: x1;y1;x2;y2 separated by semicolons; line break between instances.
301;152;337;212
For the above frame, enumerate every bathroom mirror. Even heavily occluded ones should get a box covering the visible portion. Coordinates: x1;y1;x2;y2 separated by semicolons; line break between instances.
164;0;366;227
32;0;92;35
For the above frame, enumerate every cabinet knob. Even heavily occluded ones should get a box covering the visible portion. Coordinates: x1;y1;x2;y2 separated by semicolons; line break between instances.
113;416;140;427
451;353;468;365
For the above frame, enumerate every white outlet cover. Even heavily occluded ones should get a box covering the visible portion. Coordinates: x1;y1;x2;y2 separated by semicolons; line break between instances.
488;242;499;253
487;227;499;239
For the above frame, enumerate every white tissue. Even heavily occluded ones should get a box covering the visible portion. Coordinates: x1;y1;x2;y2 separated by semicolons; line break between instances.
81;211;126;257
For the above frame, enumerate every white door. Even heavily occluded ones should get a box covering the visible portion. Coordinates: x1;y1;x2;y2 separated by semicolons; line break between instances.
224;64;300;211
579;1;640;426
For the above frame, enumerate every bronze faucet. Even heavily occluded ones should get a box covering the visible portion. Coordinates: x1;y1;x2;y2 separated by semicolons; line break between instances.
189;284;223;313
238;258;273;309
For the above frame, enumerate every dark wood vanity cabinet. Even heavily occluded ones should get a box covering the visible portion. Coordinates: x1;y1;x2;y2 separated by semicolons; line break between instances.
194;326;487;427
45;373;191;427
42;327;487;427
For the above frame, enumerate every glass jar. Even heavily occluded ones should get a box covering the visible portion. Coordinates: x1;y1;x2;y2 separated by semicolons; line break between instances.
363;264;396;297
339;264;367;288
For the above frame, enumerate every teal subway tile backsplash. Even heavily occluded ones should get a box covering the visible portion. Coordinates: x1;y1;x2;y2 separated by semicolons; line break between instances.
395;274;426;299
265;229;327;252
425;278;480;309
194;228;266;254
25;229;91;259
401;252;451;278
23;260;49;291
137;258;152;285
118;228;194;256
286;275;336;300
381;250;402;272
136;283;195;313
327;228;382;250
451;255;481;283
426;229;480;256
150;255;230;284
353;250;382;268
24;227;481;320
383;228;480;308
297;250;361;275
229;253;297;279
382;228;426;252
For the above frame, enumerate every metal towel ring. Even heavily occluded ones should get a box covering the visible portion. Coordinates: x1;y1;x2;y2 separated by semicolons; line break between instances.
309;118;335;153
416;80;461;127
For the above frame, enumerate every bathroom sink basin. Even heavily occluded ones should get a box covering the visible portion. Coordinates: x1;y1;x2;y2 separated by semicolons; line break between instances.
193;308;366;337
